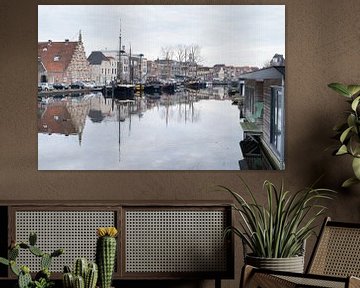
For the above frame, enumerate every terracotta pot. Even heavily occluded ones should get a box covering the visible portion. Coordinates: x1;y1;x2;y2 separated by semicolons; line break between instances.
245;254;305;273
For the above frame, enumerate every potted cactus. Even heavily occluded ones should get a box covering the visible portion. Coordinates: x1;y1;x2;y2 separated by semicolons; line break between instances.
62;258;98;288
96;227;118;288
0;232;63;288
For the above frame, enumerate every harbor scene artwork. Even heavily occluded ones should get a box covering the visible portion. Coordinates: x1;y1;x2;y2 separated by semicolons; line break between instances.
37;5;285;170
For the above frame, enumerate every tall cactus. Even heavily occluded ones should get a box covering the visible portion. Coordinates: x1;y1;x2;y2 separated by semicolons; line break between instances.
96;227;118;288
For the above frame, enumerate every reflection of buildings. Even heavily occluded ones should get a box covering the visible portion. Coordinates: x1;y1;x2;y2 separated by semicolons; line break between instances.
239;65;285;170
38;31;90;84
38;102;77;136
66;99;91;141
88;96;114;123
38;88;236;152
38;97;92;145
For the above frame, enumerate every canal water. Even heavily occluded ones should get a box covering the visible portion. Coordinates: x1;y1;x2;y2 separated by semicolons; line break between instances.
38;87;244;170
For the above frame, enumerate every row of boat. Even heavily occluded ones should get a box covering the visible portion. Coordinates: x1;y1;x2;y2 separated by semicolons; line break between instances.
102;80;208;99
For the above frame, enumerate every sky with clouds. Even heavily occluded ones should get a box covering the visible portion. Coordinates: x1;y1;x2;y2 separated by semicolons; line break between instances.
38;5;285;67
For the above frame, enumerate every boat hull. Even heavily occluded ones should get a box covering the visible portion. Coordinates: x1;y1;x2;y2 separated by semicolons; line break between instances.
102;85;135;99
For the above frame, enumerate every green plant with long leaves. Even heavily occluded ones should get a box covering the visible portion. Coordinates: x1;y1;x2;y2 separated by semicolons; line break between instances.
220;179;335;258
328;83;360;187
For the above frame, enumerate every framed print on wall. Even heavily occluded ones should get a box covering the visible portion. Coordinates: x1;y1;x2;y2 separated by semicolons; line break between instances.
37;5;285;170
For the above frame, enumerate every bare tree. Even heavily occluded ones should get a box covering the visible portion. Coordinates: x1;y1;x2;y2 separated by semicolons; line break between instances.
188;44;203;77
175;44;185;63
161;46;174;80
175;45;185;76
161;46;174;61
161;44;203;78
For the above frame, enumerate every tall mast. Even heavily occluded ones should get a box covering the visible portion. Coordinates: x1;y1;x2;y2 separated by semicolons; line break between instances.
117;19;122;83
129;43;133;84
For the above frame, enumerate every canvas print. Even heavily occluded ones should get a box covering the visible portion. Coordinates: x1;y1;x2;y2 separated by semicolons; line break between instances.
37;5;285;170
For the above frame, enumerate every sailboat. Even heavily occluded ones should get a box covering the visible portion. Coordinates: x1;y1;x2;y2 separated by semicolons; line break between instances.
102;20;135;99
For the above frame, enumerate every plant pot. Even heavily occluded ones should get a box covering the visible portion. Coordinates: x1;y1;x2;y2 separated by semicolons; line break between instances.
245;254;305;273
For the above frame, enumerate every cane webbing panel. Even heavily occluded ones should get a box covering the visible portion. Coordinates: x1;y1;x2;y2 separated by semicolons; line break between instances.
277;275;345;288
309;226;360;277
15;211;115;272
125;210;227;273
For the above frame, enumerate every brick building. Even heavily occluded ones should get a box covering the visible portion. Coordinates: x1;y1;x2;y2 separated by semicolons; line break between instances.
38;32;90;84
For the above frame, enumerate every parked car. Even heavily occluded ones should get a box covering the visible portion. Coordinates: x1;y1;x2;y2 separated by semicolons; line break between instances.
70;81;85;89
83;81;96;89
38;82;54;91
53;83;69;90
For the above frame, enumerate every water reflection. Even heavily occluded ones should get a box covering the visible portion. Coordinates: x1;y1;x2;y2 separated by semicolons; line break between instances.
38;87;244;170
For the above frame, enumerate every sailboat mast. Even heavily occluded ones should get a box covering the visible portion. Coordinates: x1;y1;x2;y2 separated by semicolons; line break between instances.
129;44;133;84
118;19;123;83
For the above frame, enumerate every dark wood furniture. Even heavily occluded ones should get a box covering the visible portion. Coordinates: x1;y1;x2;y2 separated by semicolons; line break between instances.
0;201;234;288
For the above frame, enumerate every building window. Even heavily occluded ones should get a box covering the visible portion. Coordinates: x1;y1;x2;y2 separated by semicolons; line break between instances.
54;55;60;61
270;86;284;157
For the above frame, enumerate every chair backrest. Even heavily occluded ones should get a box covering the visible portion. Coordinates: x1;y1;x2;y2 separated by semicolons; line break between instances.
307;217;360;278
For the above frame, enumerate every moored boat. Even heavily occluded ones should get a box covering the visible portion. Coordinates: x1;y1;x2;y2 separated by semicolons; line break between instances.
102;84;135;99
161;83;175;94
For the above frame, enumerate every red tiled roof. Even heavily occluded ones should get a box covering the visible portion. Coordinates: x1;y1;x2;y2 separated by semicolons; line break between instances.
38;41;78;73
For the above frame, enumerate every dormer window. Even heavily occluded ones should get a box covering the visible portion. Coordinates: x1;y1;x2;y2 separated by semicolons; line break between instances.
54;55;60;61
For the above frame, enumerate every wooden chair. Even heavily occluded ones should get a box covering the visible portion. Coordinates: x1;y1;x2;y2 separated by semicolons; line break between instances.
241;217;360;288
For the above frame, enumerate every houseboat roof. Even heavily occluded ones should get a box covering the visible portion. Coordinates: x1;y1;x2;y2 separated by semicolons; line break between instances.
239;66;285;80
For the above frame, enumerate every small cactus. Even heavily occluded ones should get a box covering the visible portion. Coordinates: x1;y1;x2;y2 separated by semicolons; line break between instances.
73;275;85;288
51;248;64;258
74;258;87;279
41;253;52;270
85;263;98;288
9;246;19;260
63;259;98;288
0;232;63;288
29;245;44;257
35;268;51;281
63;272;74;288
18;269;32;288
29;232;37;246
96;227;118;288
10;260;21;276
63;265;72;273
